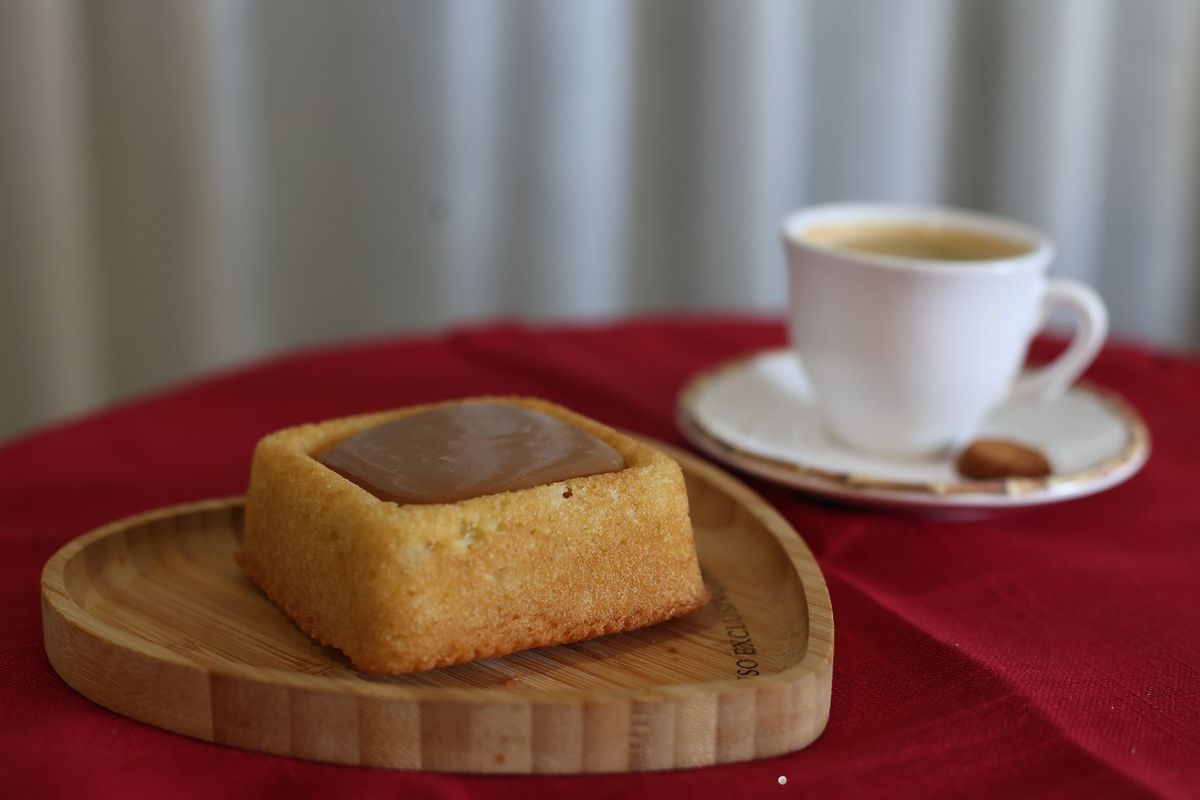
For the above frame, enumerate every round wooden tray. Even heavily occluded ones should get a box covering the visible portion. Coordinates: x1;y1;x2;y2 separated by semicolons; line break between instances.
41;443;833;774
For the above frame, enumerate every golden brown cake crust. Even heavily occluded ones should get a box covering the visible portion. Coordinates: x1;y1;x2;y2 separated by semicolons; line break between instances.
238;396;709;674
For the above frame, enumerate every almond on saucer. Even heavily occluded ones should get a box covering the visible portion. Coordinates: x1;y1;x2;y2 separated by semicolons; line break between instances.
955;438;1053;480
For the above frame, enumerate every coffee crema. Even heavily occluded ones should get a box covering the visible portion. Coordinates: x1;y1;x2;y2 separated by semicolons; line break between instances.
802;221;1032;262
318;403;626;504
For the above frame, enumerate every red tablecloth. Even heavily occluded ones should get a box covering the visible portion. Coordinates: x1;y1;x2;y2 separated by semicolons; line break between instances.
2;317;1198;799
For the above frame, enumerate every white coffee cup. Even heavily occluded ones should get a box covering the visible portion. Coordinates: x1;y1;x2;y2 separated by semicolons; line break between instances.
781;203;1108;457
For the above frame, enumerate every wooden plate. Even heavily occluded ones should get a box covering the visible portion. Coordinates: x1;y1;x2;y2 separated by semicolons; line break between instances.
41;443;833;774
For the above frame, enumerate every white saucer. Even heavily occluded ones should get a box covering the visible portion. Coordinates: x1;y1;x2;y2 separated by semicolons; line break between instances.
677;349;1150;510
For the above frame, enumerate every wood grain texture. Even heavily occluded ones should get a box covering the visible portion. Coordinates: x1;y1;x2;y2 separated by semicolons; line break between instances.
41;443;833;773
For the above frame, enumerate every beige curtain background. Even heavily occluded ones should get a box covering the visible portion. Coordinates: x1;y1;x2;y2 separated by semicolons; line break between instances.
3;0;1199;439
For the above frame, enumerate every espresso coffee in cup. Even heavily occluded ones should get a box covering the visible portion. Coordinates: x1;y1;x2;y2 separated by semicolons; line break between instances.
802;221;1032;262
781;204;1108;457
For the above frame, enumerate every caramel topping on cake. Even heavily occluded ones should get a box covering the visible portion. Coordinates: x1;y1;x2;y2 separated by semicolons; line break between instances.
319;403;626;504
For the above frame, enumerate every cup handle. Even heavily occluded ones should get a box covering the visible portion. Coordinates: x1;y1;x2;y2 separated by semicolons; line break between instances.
1011;278;1108;403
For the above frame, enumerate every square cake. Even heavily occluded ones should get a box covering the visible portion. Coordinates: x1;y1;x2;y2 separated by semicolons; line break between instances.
238;396;709;674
